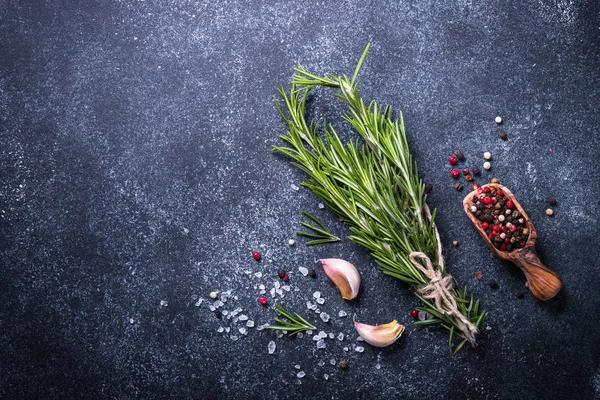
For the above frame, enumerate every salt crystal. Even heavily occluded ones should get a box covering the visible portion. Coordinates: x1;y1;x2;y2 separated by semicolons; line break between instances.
329;359;336;366
270;288;276;297
256;325;265;331
318;331;327;339
259;284;265;290
313;291;321;299
274;281;280;289
338;310;347;317
316;339;326;349
355;346;365;353
318;360;325;367
306;301;314;310
239;314;249;321
225;327;231;333
337;332;344;341
259;289;266;295
356;336;364;342
291;184;299;191
276;289;283;296
343;346;349;351
314;309;320;314
320;312;330;322
306;330;313;335
318;203;325;209
324;374;329;380
222;310;229;316
246;320;255;328
283;286;290;292
195;298;203;307
214;300;224;308
208;305;216;312
230;335;239;341
418;311;427;321
297;333;303;338
299;267;309;276
276;331;284;338
217;326;224;333
375;363;381;370
486;325;492;331
160;300;168;307
268;341;276;354
254;272;263;278
313;335;321;342
316;298;325;305
297;371;305;378
295;364;301;369
328;333;335;339
265;249;273;258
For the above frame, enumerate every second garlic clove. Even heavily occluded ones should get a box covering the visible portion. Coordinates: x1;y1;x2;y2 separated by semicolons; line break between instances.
320;258;360;300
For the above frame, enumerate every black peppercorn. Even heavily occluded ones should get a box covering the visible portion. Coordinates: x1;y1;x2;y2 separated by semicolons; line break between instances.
465;174;473;182
547;196;557;206
499;131;508;141
424;183;433;194
455;183;463;191
307;268;317;278
515;291;524;299
489;280;499;289
454;150;465;161
471;167;481;176
214;309;222;318
277;269;287;279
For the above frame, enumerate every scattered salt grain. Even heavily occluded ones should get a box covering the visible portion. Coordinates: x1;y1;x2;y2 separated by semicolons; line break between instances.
316;298;325;305
418;311;427;321
299;267;309;276
306;330;313;335
291;184;300;191
256;324;265;331
217;326;224;333
268;341;276;354
338;310;347;317
270;288;276;297
297;371;305;378
328;333;335;339
160;300;168;307
318;331;328;339
239;314;249;321
375;363;381;370
222;310;229;316
355;346;365;353
337;333;344;341
230;335;239;341
213;300;224;308
274;281;280;289
246;320;255;328
318;203;325;209
282;286;290;292
329;359;336;366
320;313;330;322
254;272;263;278
356;336;364;342
306;301;316;310
208;305;216;312
313;291;321;299
239;327;248;335
313;335;321;342
295;364;301;369
324;374;329;380
343;346;349;352
318;360;326;367
297;333;303;338
316;339;326;349
195;298;203;307
225;327;231;333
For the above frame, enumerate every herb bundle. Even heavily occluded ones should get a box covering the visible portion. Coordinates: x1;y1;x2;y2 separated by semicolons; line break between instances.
273;44;486;351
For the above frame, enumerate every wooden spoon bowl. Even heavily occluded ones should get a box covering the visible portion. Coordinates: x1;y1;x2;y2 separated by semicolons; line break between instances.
463;183;562;301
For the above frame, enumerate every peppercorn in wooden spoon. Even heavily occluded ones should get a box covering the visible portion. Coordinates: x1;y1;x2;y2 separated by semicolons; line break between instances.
463;183;562;301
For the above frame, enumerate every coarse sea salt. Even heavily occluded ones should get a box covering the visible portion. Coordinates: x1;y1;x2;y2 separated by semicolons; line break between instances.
299;267;309;276
268;341;276;354
316;340;326;349
320;312;330;322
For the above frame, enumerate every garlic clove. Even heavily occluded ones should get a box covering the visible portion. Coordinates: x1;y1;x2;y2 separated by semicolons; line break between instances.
320;258;360;300
354;320;405;347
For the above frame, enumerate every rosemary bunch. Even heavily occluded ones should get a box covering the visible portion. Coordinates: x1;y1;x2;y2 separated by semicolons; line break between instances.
273;44;486;351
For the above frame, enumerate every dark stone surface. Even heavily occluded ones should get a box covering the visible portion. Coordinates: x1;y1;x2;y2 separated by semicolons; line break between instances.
1;1;599;398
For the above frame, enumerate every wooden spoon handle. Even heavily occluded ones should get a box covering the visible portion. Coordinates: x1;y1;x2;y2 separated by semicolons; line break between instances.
512;247;562;301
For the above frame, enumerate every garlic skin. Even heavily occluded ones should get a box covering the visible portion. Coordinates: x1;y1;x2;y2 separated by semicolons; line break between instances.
320;258;360;300
354;320;405;347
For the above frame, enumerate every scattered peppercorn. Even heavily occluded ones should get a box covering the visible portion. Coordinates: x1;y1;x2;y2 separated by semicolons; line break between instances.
448;155;458;165
277;269;287;279
462;168;470;175
491;177;499;183
489;280;499;289
483;161;491;170
259;296;268;305
471;183;480;190
472;167;481;176
214;309;222;318
495;116;503;124
210;291;218;299
452;240;459;247
515;291;524;299
451;169;460;179
455;183;463;191
546;208;554;216
483;151;492;160
410;309;419;318
307;268;317;278
465;174;473;182
499;131;508;141
454;150;465;161
252;251;261;261
475;271;483;280
339;360;349;369
424;183;433;193
547;196;557;206
288;239;295;246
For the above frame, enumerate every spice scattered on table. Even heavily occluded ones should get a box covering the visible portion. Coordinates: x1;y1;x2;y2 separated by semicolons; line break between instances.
472;167;481;176
252;251;261;261
475;271;483;280
451;168;460;179
410;309;419;318
455;183;463;191
210;291;218;299
465;174;473;182
259;296;268;305
448;155;457;165
214;309;222;318
339;360;349;369
469;186;530;251
307;268;317;278
455;149;465;161
545;208;554;216
483;161;491;170
483;152;492;160
489;280;499;289
515;291;524;299
490;177;499;184
452;240;459;247
288;239;295;246
547;196;557;206
499;131;508;141
495;116;503;124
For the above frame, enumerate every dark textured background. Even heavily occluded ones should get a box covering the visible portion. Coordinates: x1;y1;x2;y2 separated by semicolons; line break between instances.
1;1;599;399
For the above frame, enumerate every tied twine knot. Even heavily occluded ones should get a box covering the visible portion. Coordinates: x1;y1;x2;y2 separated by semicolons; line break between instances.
410;205;478;345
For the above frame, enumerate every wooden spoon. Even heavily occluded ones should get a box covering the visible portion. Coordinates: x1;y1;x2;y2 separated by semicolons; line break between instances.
462;183;562;301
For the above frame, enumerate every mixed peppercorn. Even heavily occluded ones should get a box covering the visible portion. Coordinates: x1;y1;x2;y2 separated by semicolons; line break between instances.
469;185;530;252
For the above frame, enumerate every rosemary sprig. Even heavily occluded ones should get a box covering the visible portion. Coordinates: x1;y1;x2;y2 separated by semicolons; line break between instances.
295;210;341;245
273;44;487;351
264;302;316;335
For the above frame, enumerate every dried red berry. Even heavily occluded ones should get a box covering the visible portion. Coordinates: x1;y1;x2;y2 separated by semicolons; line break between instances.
410;309;419;318
496;189;504;197
448;155;457;165
451;169;460;179
472;184;480;190
483;197;491;205
481;222;489;230
492;224;500;232
483;186;491;193
506;200;514;209
500;243;507;251
252;251;261;261
462;168;470;175
259;296;268;305
283;273;289;282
